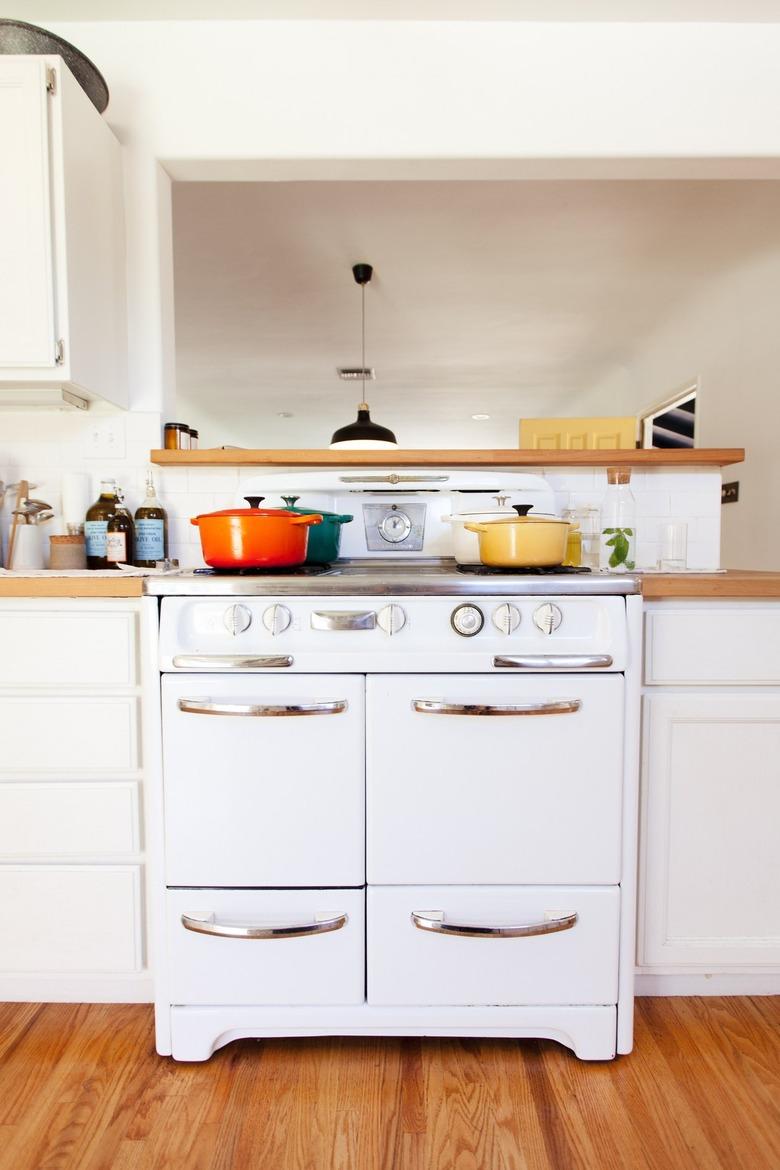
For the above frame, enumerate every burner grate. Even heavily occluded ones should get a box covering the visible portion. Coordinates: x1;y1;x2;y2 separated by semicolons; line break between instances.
193;564;333;577
456;564;593;576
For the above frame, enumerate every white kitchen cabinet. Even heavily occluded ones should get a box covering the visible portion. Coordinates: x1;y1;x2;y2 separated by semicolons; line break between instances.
639;600;780;989
0;57;126;406
0;599;149;1001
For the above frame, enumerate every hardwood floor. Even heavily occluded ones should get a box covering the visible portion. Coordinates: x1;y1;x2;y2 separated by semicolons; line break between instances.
0;998;778;1170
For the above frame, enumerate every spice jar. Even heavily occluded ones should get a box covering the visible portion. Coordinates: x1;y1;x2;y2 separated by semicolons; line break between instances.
188;428;199;450
164;423;190;451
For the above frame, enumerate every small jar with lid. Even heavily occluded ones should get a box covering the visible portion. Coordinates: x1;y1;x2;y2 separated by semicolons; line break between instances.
188;428;199;450
164;423;190;451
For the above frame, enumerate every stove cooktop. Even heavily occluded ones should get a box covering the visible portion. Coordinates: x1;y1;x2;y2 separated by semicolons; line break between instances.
147;559;640;597
456;564;592;577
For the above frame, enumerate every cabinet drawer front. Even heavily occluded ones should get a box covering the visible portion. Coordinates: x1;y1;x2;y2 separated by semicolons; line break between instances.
167;888;365;1006
367;885;619;1006
645;605;780;685
367;674;624;885
0;608;138;688
0;865;142;973
162;675;365;886
0;696;139;774
0;782;139;858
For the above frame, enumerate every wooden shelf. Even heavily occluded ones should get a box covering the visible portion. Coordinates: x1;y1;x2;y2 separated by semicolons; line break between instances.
150;448;744;469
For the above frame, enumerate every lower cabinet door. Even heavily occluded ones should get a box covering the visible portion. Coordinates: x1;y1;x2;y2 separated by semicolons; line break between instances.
367;885;619;1006
167;888;365;1005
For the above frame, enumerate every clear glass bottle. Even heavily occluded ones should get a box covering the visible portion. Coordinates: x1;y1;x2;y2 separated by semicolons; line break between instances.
599;468;636;573
134;472;168;567
85;479;119;570
562;510;582;567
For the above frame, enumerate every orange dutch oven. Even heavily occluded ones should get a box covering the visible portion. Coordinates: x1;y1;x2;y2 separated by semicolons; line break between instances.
191;496;322;569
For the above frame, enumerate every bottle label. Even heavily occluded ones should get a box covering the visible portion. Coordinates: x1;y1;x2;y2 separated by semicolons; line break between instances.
135;519;165;561
106;530;127;563
84;520;108;558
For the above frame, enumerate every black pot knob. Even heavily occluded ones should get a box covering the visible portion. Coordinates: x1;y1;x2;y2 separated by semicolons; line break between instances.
512;504;533;517
244;496;265;509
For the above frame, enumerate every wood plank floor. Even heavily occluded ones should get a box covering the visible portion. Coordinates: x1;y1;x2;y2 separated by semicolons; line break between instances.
0;998;778;1170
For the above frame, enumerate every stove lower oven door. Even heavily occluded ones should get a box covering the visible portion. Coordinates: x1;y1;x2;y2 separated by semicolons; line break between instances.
366;672;623;885
162;673;365;887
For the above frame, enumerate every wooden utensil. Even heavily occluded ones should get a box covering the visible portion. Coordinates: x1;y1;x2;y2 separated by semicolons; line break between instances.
6;479;28;569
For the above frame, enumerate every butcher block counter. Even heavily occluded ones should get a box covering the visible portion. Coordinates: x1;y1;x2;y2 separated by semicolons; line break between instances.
640;570;780;599
0;572;144;598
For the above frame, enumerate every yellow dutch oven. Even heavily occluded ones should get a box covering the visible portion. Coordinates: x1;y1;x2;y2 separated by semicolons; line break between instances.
464;505;571;568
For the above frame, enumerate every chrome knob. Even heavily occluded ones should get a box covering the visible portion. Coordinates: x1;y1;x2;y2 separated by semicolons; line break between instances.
451;604;484;638
492;603;521;635
223;604;252;636
262;604;292;636
377;604;407;636
533;602;563;635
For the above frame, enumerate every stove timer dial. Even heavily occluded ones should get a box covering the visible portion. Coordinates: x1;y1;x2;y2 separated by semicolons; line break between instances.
533;602;563;635
223;604;252;636
450;604;485;638
262;604;292;636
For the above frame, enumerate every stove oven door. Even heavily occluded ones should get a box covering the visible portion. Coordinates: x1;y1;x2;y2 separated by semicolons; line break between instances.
162;673;365;887
366;673;623;885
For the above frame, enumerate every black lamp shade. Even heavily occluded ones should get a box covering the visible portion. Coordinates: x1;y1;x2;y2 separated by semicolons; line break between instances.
330;407;398;448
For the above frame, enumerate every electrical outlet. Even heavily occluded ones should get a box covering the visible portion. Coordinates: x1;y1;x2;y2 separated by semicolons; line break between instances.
83;417;126;460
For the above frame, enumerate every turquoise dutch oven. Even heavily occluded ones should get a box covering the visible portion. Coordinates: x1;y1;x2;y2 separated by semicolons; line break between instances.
244;496;353;564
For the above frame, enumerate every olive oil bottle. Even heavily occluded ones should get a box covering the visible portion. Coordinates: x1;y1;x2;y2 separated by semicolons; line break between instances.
106;490;135;568
134;472;168;567
85;479;119;570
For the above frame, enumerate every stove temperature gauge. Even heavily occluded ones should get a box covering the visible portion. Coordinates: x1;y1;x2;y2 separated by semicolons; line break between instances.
450;604;484;637
492;603;521;635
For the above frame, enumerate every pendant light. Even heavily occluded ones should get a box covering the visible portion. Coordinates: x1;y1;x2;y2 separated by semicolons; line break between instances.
329;263;398;449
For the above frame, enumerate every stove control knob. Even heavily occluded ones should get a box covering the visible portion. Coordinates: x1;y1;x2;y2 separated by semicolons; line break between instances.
492;603;521;635
262;604;292;636
377;604;407;636
223;604;252;636
451;603;485;637
533;602;563;635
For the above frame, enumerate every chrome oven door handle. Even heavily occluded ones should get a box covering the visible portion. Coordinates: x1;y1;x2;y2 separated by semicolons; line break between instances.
181;911;348;940
493;654;613;670
177;698;347;717
171;655;293;669
311;610;376;631
412;698;581;717
411;910;578;939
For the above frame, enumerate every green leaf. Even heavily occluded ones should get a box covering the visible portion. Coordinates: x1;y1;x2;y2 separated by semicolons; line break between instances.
605;536;618;547
602;528;616;535
625;560;635;570
623;528;634;536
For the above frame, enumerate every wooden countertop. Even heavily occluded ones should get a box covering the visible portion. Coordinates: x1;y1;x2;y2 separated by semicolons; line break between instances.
0;575;144;598
641;570;780;599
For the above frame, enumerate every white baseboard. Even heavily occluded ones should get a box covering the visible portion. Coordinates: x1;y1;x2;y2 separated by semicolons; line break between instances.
635;972;780;996
0;973;153;1003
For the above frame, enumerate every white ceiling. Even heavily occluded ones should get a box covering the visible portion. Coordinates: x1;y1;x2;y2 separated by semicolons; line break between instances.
6;1;780;21
172;180;780;449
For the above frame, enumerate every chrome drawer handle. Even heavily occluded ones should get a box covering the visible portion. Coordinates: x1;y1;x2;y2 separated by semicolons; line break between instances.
178;698;347;717
172;655;293;669
412;698;581;717
181;911;348;940
493;654;613;670
411;910;578;939
311;610;376;631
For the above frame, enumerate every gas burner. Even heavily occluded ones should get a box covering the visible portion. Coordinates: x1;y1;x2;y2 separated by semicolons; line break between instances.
193;564;333;577
456;564;593;576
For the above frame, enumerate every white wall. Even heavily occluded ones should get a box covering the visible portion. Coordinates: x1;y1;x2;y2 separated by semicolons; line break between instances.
594;243;780;569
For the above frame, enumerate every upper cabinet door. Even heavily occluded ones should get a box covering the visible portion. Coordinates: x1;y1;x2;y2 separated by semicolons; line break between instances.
0;59;57;368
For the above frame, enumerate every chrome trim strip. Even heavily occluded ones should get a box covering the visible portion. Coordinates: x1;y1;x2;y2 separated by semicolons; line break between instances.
412;698;581;716
177;698;347;717
411;910;578;939
181;911;348;940
493;654;614;670
171;654;293;669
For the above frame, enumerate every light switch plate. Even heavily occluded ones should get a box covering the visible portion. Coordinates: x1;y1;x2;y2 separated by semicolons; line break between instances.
83;417;126;460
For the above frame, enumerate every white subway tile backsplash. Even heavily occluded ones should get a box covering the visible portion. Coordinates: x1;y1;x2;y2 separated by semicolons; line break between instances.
187;470;240;494
670;491;722;519
635;492;671;518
